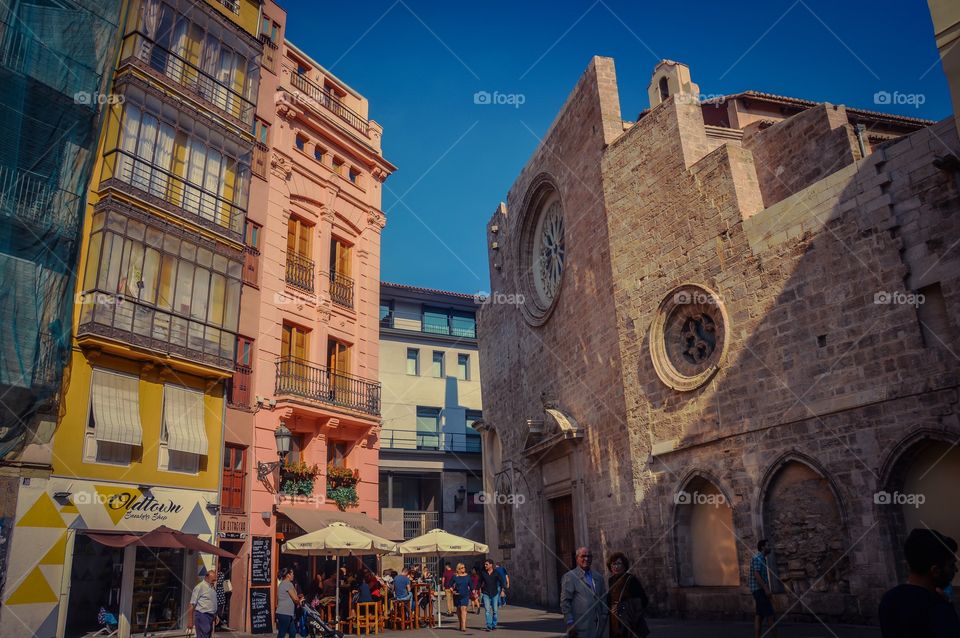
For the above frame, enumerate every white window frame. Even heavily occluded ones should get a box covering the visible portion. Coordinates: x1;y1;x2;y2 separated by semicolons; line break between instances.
431;351;444;378
456;353;469;381
406;348;420;376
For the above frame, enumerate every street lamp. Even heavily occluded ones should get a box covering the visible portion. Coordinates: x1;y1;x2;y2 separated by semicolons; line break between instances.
257;422;293;481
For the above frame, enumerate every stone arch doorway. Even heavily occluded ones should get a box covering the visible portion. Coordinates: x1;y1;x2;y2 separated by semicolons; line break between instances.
674;474;739;586
880;432;960;585
761;458;849;596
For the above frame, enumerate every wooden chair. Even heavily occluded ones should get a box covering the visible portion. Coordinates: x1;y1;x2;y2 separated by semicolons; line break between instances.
388;598;414;630
377;589;389;632
349;601;379;636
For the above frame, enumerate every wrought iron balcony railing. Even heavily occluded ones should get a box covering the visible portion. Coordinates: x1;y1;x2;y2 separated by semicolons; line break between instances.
275;356;380;416
380;429;482;453
121;31;256;128
290;72;368;134
330;271;354;309
77;289;236;371
101;148;245;242
0;164;81;236
285;252;314;293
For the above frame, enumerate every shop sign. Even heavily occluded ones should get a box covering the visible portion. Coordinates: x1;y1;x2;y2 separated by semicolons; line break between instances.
218;514;247;539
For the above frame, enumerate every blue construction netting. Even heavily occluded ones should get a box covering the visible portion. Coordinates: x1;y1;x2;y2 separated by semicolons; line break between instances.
0;0;124;458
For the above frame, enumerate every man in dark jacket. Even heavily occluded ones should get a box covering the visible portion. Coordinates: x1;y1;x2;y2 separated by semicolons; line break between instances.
879;528;959;638
479;559;506;630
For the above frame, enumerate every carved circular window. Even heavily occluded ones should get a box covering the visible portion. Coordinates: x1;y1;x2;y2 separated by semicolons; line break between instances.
517;178;565;326
650;284;728;391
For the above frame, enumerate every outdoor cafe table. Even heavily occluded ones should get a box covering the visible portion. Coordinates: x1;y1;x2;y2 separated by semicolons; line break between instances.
411;582;434;628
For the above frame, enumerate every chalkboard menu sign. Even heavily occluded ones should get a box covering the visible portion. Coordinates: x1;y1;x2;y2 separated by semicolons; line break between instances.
251;536;272;586
250;588;272;634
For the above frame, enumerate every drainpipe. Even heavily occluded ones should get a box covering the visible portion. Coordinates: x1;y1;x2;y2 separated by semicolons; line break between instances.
853;123;867;159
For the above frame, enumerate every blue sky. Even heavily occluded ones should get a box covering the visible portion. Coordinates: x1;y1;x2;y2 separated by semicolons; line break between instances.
282;0;951;296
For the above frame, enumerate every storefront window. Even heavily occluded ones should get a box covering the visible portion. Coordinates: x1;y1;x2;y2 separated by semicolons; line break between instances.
132;546;186;633
66;535;123;638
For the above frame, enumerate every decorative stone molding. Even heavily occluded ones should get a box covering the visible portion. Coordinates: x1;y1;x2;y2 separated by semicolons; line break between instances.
650;283;729;391
366;210;386;230
317;292;333;323
271;152;292;180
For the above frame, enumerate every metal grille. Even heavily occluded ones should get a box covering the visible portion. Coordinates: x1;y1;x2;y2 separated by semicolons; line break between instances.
290;72;368;134
285;252;315;293
329;271;354;308
275;356;381;415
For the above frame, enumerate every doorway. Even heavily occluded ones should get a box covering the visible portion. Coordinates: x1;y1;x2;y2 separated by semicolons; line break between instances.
550;495;575;596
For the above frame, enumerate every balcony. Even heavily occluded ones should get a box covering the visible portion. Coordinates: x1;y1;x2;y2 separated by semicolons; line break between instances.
227;363;252;408
101;148;245;242
77;289;236;371
330;272;354;309
120;32;256;128
0;164;81;237
275;356;380;416
0;14;100;101
381;316;477;340
380;429;481;453
252;142;269;179
285;252;314;293
290;72;368;135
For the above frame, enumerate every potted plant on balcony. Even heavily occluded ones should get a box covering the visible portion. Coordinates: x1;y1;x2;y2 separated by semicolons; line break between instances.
326;464;360;510
280;459;322;497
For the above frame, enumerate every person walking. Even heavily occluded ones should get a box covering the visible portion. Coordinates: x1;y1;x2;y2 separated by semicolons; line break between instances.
470;567;482;615
186;569;218;638
452;563;473;632
879;528;960;637
560;547;607;638
606;553;649;638
494;562;510;607
443;562;456;616
749;540;777;638
276;567;302;638
480;559;506;631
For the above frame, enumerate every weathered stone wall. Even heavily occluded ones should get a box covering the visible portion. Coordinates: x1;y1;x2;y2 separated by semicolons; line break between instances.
602;91;960;620
480;56;960;622
741;103;862;208
477;56;634;607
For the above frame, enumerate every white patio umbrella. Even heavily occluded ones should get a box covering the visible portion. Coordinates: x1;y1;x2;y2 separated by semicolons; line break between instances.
397;529;489;628
282;522;397;628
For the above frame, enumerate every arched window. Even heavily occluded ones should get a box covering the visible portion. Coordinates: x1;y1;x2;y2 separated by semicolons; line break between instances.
674;476;739;586
659;76;669;101
762;460;847;594
882;436;960;585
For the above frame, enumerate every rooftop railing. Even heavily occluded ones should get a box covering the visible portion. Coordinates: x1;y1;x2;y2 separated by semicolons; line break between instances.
290;72;368;135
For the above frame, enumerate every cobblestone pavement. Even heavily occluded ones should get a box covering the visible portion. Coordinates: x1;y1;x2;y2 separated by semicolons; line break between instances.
220;604;881;638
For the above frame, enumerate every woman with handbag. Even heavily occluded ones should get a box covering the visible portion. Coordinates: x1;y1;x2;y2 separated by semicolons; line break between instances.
606;552;650;638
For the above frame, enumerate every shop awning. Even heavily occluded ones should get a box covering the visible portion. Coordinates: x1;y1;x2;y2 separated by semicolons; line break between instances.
163;385;209;455
91;369;143;446
278;506;403;541
86;525;234;558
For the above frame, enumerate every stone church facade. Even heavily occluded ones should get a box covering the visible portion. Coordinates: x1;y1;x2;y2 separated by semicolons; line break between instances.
477;57;960;621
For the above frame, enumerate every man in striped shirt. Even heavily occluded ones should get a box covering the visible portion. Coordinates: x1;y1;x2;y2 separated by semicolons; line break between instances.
749;540;777;638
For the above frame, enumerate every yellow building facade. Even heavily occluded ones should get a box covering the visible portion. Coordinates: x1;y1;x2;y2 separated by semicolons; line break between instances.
0;1;264;636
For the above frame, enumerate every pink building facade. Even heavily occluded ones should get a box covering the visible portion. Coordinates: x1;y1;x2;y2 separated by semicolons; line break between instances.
219;6;395;630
